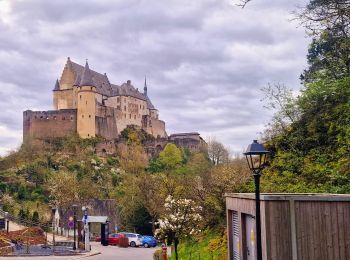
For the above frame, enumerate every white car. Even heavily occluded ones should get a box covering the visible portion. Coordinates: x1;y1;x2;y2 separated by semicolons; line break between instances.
120;232;143;247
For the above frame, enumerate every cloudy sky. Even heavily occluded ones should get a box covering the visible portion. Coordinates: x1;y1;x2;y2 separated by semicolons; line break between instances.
0;0;309;156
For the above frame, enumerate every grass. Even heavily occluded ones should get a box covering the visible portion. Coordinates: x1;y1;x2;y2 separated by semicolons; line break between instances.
169;229;227;260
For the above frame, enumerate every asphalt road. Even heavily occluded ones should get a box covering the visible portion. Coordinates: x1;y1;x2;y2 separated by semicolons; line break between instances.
89;242;161;260
0;242;162;260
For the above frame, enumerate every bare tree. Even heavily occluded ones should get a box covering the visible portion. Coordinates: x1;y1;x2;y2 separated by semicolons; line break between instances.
207;138;230;165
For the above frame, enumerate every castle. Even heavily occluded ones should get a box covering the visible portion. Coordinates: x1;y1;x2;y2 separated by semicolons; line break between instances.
23;58;167;141
23;58;206;154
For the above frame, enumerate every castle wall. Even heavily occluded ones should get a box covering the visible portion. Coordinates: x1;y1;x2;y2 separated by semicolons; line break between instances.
95;105;119;139
142;115;167;138
23;109;77;140
53;89;74;110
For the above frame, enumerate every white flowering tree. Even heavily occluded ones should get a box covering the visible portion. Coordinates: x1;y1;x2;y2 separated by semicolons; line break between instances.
155;196;202;260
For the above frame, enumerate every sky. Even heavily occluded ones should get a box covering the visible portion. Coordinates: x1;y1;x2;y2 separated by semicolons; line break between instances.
0;0;309;156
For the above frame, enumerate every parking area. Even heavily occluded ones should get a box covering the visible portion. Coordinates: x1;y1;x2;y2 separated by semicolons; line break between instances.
0;242;162;260
89;242;161;259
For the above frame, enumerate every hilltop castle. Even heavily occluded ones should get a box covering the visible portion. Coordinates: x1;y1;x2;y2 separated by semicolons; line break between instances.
23;58;167;141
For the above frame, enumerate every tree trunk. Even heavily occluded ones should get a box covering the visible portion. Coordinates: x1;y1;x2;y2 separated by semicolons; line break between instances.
174;237;179;260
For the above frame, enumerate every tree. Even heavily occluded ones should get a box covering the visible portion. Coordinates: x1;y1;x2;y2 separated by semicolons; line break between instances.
119;144;148;176
17;184;29;200
155;196;202;260
32;211;40;225
158;144;183;170
296;0;350;36
136;173;165;233
47;171;79;215
207;138;230;165
260;83;299;141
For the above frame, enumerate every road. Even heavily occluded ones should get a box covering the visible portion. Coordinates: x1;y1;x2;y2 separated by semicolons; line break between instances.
0;242;162;260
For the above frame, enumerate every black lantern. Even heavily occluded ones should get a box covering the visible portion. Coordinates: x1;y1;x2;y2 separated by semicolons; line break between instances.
243;140;269;260
244;140;269;175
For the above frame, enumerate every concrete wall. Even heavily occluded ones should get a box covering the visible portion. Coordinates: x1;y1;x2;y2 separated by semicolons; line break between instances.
23;109;77;140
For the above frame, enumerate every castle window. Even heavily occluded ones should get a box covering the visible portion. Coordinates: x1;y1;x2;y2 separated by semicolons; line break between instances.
124;114;126;119
88;134;90;137
143;105;144;110
117;105;120;110
86;101;88;105
80;95;82;100
91;87;93;90
62;117;65;120
129;114;131;119
117;97;120;102
89;115;91;118
134;115;136;120
124;106;126;111
40;116;43;119
82;115;84;118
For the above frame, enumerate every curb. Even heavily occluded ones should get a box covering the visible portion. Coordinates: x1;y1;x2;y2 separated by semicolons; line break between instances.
72;251;102;259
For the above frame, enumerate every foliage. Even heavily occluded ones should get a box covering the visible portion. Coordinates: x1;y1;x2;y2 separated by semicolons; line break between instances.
155;196;203;260
170;229;227;260
120;125;154;143
158;144;183;171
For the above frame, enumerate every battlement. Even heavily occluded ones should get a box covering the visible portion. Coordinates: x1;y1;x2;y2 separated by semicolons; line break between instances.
23;109;77;140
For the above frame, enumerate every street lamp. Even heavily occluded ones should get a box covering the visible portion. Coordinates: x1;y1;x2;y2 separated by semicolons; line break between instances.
51;207;57;252
243;140;269;260
4;212;9;233
72;204;78;250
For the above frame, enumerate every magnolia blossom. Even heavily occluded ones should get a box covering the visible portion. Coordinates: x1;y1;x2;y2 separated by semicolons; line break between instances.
155;196;203;240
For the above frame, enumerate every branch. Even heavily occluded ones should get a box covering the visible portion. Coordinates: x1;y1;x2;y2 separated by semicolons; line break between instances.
237;0;252;8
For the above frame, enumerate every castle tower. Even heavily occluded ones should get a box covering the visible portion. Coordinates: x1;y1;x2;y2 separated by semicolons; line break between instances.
77;61;96;138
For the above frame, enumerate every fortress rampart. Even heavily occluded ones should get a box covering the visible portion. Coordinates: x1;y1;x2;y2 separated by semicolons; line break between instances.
23;109;77;140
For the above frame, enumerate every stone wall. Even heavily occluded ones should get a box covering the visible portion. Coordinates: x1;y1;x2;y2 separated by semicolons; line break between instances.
23;109;77;141
53;89;74;110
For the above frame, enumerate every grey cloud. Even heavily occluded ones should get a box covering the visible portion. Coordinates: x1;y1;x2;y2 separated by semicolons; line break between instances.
0;0;309;155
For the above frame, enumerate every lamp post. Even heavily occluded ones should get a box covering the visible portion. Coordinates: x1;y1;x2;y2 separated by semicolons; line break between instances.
51;207;56;252
243;140;269;260
4;212;9;233
72;204;78;250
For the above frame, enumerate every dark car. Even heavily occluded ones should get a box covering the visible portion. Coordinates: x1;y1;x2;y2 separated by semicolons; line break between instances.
142;235;157;248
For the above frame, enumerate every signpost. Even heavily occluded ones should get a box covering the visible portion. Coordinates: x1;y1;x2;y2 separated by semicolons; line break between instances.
83;207;90;251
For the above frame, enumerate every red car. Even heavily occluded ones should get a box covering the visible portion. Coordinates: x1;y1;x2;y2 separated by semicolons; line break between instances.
95;233;125;245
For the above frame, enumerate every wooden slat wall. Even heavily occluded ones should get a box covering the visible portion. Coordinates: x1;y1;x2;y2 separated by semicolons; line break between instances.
226;196;350;260
264;201;292;260
294;201;350;260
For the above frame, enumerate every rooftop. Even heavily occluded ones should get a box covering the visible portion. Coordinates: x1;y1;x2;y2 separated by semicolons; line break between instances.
225;193;350;202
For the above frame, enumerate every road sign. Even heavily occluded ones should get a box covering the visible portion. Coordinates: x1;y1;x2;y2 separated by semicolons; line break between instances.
0;218;5;230
68;216;74;228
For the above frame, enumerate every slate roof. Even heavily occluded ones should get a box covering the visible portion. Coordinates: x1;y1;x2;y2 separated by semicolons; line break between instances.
53;79;60;91
68;60;155;109
80;62;95;87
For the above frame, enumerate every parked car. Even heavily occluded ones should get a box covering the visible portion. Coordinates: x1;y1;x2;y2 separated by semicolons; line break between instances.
120;232;143;247
142;235;157;248
108;233;126;246
95;233;125;246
